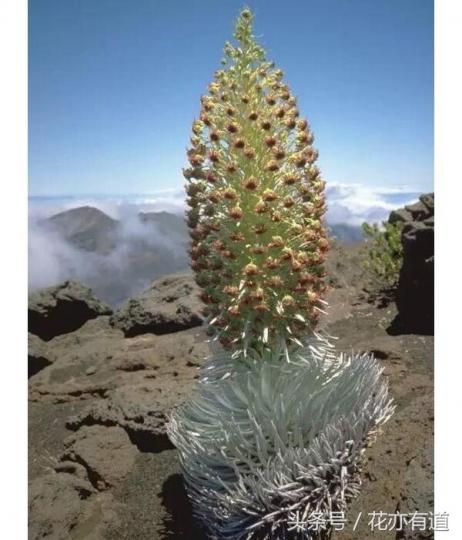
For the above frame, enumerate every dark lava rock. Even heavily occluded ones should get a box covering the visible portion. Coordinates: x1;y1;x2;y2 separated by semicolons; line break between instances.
110;274;203;337
419;193;434;212
404;201;431;221
389;208;413;224
29;281;112;341
392;193;434;334
28;333;52;378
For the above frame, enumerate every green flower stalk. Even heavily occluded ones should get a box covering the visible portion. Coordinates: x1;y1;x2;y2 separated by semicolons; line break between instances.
184;8;329;350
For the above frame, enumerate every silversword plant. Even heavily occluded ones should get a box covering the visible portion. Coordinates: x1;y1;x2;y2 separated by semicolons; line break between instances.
169;8;393;540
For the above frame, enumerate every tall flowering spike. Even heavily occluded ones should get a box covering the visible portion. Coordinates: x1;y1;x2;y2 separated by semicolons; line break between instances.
185;8;329;350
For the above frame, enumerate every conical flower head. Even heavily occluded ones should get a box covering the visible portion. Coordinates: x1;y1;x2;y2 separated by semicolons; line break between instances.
184;8;329;350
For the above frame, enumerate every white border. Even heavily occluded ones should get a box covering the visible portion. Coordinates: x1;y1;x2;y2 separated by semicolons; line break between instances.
435;0;462;538
0;0;460;537
0;0;28;537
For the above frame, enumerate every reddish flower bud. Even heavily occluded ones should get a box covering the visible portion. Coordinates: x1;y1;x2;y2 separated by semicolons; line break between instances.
213;239;225;251
205;172;218;183
291;259;302;272
223;285;239;295
299;272;315;285
282;174;298;186
229;232;245;241
242;176;260;190
227;305;240;317
307;290;319;303
267;276;283;287
222;187;238;200
251;244;266;254
200;113;211;126
244;263;259;276
268;236;284;248
208;191;221;203
283;196;295;208
254;303;269;312
250;287;265;301
254;200;268;214
229;205;243;219
254;223;267;235
281;247;294;260
318;237;329;251
294;155;307;168
227;122;239;133
273;147;285;160
265;257;279;269
282;295;295;307
266;160;279;172
208;151;220;163
189;154;204;167
262;189;277;202
275;107;285;118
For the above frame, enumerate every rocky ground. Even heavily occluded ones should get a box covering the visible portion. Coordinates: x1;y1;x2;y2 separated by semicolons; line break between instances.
28;243;433;540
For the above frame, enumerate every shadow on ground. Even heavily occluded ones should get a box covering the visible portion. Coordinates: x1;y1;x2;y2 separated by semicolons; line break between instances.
386;313;434;336
160;473;206;539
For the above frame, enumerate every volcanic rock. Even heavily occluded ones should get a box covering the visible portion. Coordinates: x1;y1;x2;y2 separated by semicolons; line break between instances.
389;208;413;224
28;333;52;378
110;274;203;337
404;201;431;221
392;193;434;334
28;473;95;540
61;425;139;490
29;281;112;341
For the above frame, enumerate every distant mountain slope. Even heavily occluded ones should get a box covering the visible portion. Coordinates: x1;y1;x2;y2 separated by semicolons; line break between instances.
329;223;364;243
32;206;189;306
45;206;120;253
31;205;364;305
139;211;188;238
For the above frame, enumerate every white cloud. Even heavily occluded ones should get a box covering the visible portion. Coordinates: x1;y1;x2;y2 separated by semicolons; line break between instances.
28;183;424;302
29;183;422;227
325;182;420;225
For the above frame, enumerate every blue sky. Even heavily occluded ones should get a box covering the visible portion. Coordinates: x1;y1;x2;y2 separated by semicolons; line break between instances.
29;0;433;196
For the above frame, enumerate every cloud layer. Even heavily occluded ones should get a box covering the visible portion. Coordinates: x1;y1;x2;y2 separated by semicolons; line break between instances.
28;199;189;305
325;183;421;225
28;184;423;304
